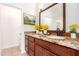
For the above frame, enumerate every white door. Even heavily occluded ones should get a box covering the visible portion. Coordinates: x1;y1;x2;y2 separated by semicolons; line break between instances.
0;4;24;52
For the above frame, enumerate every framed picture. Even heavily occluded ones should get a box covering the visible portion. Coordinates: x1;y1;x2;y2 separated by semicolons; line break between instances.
23;13;36;25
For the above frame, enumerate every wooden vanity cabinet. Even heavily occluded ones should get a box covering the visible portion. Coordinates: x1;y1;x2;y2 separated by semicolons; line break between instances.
25;36;35;56
25;35;79;56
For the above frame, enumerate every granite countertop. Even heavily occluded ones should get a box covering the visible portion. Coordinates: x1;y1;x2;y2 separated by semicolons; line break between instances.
25;32;79;50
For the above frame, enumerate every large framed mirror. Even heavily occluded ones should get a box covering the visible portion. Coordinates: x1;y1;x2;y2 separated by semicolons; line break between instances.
39;3;66;33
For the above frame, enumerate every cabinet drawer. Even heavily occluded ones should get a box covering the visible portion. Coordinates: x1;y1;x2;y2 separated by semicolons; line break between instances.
35;39;75;56
35;39;48;48
28;36;34;42
35;39;50;52
48;43;75;56
35;45;56;56
29;41;34;51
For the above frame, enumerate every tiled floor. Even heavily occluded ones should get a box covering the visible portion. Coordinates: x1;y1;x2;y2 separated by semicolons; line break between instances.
1;46;28;56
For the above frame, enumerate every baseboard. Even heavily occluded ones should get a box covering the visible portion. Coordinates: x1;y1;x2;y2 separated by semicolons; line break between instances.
2;43;19;49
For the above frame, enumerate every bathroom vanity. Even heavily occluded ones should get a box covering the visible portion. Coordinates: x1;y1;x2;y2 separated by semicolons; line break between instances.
25;3;79;56
25;32;79;56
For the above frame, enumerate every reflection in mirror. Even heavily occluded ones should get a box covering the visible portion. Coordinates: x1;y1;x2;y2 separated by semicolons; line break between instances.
41;3;63;31
66;3;79;33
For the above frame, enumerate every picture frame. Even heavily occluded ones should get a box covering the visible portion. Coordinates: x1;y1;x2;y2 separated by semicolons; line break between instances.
23;13;36;25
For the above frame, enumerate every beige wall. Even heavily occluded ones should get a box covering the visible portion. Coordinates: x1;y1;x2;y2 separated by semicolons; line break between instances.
0;4;37;53
7;3;37;32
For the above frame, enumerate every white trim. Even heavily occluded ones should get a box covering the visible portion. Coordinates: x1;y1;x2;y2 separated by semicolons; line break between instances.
1;43;19;49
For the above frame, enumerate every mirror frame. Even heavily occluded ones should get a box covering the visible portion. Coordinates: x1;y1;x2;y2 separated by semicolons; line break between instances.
39;3;66;33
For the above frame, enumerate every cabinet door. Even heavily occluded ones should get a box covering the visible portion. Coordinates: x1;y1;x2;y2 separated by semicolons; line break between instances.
28;36;35;56
28;41;35;56
35;45;56;56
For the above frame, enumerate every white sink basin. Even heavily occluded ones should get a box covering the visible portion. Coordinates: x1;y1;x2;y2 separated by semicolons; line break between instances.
47;36;65;40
